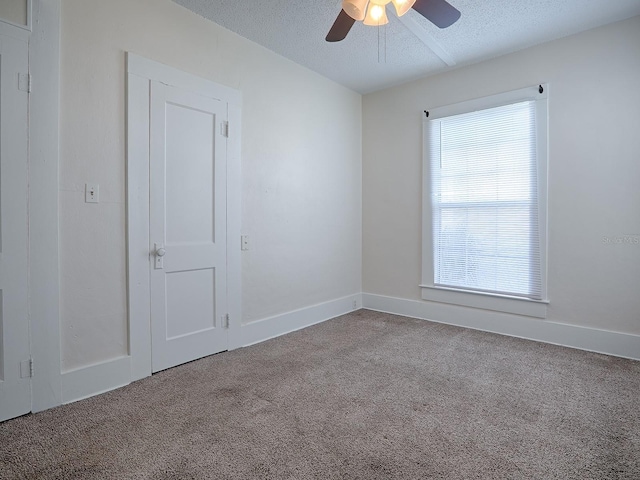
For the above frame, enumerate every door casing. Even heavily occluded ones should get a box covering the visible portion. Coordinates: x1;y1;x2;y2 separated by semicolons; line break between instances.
126;53;242;381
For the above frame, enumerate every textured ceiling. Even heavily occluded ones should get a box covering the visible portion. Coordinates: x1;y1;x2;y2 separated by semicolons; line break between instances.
172;0;640;94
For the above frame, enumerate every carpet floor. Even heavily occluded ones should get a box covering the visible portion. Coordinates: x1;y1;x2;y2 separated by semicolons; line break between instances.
1;310;639;479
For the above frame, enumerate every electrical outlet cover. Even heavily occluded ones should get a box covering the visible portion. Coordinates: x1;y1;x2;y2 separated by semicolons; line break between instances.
85;183;99;203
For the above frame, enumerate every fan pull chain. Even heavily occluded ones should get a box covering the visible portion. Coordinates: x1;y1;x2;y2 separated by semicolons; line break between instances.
377;22;387;64
377;22;381;63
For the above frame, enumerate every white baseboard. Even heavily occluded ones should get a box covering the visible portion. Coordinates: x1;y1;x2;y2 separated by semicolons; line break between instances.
240;293;362;347
53;292;639;408
61;356;132;404
362;293;640;361
57;294;362;407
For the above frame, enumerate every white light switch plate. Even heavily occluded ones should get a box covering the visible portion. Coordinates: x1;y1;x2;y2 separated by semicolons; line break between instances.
85;183;99;203
241;235;249;251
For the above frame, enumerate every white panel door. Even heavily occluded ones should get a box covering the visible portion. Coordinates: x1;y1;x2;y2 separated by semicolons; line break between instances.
0;33;30;421
150;81;228;372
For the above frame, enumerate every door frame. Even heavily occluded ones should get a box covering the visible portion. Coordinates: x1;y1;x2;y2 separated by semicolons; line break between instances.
126;53;242;381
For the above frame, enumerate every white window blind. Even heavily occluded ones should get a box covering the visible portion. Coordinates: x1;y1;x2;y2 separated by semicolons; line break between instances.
429;100;542;300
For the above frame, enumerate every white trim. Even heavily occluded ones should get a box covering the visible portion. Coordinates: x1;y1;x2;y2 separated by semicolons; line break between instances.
61;357;131;404
420;285;548;318
126;72;152;381
537;87;550;300
394;11;456;67
127;53;242;106
126;53;242;380
226;102;243;351
362;293;640;361
422;84;550;314
49;291;640;406
57;294;362;406
427;84;548;119
240;294;362;347
28;0;62;413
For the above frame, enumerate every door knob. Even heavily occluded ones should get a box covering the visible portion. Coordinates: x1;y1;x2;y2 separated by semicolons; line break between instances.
154;243;166;269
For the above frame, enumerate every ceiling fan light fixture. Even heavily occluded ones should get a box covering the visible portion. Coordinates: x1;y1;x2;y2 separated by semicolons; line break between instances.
327;0;460;43
391;0;416;17
342;0;369;21
363;2;389;25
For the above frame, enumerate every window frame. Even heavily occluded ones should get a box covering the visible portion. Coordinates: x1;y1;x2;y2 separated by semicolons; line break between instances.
421;85;549;318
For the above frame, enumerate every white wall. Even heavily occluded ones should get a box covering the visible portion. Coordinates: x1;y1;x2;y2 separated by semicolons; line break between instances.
363;16;640;336
59;0;361;371
0;0;27;26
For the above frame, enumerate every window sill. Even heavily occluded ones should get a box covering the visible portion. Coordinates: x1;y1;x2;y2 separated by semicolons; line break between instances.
420;285;548;319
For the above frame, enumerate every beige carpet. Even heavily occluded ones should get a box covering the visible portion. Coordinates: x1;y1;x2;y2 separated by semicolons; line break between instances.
1;310;639;479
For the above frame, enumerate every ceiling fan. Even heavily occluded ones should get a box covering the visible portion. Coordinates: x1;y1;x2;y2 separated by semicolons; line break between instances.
326;0;461;42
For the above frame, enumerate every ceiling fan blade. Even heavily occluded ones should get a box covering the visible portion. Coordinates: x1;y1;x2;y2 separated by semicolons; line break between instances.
412;0;461;29
326;10;356;42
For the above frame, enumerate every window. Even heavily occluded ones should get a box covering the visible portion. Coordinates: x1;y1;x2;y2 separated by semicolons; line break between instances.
421;85;548;318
